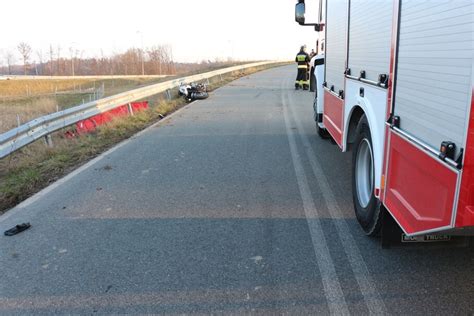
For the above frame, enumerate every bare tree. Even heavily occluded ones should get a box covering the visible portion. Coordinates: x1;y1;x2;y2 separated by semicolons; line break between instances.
118;49;141;75
69;46;79;76
76;50;84;75
49;44;54;75
146;45;175;75
17;42;32;75
36;50;44;75
159;45;175;74
147;46;162;75
5;50;15;75
56;45;61;75
0;49;3;73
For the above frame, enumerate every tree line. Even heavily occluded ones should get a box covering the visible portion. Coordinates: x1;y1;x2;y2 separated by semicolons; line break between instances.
1;42;177;76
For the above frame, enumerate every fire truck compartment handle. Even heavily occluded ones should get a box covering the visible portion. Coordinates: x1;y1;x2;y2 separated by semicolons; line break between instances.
323;86;342;99
345;74;388;89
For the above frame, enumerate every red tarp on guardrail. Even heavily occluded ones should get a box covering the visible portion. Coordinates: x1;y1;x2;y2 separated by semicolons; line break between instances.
66;101;148;136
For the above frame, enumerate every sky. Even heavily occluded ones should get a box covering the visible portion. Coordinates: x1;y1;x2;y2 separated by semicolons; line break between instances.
0;0;320;64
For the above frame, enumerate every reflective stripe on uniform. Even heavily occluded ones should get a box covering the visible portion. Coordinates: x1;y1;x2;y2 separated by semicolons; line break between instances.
298;65;308;69
297;80;309;85
297;55;307;62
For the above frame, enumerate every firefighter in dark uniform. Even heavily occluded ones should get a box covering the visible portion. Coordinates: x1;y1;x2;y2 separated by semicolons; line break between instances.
295;45;310;90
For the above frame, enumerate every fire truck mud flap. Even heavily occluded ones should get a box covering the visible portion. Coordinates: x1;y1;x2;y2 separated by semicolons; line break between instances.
380;208;472;249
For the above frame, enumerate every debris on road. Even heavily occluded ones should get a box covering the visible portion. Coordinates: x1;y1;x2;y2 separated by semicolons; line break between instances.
102;165;113;171
4;223;31;236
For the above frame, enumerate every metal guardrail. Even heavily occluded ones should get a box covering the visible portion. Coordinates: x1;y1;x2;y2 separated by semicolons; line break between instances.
0;61;281;159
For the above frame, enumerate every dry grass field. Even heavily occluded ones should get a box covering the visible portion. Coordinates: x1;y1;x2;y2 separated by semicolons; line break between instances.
0;77;166;98
0;79;93;97
0;97;57;132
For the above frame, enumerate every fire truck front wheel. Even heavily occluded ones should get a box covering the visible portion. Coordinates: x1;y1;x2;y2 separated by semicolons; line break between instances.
352;116;382;236
309;68;316;92
313;93;330;139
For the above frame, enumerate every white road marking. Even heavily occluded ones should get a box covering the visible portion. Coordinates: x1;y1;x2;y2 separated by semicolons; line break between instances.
281;84;350;316
286;89;388;315
250;256;264;263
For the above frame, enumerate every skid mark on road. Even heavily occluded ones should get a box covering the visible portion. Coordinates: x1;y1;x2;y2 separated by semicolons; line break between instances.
285;82;388;315
281;81;350;315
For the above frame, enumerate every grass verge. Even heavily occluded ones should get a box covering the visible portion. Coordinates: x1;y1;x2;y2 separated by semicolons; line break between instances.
0;62;289;214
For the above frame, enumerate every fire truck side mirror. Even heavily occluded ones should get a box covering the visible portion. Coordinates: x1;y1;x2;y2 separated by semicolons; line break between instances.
295;2;306;25
295;1;323;31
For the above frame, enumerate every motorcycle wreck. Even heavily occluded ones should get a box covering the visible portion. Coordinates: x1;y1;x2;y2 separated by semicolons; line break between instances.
178;82;209;102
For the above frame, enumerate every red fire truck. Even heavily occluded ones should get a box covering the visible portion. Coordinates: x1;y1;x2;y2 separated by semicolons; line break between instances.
295;0;474;242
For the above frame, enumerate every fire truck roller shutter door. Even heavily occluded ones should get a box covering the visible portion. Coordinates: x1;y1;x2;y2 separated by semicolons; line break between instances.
347;0;392;83
325;0;348;95
393;1;473;157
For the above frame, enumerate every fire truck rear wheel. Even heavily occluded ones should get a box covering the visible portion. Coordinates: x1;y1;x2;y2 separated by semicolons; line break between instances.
352;115;382;236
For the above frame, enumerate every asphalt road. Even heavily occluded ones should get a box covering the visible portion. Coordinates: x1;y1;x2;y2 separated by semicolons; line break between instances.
1;65;473;315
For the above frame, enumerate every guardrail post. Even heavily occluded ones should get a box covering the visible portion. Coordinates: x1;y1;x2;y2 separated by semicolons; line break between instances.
44;134;54;148
166;89;172;100
219;74;223;82
127;103;134;116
